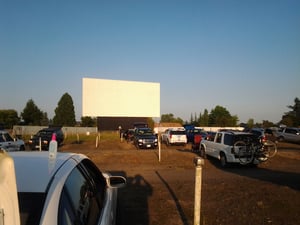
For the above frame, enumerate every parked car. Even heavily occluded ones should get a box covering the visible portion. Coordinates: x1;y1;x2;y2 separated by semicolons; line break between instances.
200;130;262;167
133;127;158;149
28;127;64;150
0;130;25;151
274;127;300;143
247;128;268;143
206;131;216;141
161;128;187;146
4;151;126;225
186;127;205;143
123;129;135;142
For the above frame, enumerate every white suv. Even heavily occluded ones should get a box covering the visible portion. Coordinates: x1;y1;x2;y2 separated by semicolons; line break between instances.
161;128;187;146
0;130;25;151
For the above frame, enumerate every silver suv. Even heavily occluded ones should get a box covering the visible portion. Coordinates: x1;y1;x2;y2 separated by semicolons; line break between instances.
0;130;25;151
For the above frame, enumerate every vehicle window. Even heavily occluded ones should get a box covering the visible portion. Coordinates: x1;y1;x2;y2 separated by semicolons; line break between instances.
234;134;256;144
286;128;297;135
223;134;234;145
3;133;13;142
216;133;222;143
58;160;106;225
251;130;261;136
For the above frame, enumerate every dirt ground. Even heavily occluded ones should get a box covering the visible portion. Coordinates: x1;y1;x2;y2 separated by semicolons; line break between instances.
61;138;300;225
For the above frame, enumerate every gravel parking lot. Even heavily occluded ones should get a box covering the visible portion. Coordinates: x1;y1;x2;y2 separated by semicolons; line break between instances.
61;140;300;225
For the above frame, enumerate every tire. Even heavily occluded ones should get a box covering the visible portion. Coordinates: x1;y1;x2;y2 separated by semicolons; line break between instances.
278;136;284;142
20;145;25;151
199;145;206;159
234;141;253;165
166;140;170;146
220;153;227;167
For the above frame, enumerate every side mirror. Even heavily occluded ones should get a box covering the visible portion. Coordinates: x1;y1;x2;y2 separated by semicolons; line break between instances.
108;176;127;188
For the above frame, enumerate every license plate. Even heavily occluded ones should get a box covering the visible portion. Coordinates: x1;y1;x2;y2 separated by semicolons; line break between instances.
147;144;151;148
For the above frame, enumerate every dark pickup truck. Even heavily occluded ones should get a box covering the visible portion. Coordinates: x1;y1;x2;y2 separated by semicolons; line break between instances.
28;127;64;150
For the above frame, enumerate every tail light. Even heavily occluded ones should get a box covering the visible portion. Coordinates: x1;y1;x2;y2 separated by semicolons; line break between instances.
261;135;267;143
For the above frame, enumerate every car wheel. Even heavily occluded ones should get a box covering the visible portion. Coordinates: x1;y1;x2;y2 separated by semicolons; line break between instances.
199;145;206;158
220;153;228;168
20;145;25;151
278;136;284;142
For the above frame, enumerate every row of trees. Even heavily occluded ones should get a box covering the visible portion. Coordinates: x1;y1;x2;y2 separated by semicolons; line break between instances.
0;92;96;129
1;93;299;129
160;105;238;127
160;98;300;128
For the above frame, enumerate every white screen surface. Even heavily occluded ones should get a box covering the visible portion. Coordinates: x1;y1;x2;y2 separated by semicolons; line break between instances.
82;78;160;117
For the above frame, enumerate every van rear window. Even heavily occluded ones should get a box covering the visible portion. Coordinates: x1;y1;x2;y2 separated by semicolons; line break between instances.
171;131;186;135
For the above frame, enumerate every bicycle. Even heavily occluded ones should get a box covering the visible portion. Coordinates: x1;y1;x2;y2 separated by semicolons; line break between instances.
234;140;277;165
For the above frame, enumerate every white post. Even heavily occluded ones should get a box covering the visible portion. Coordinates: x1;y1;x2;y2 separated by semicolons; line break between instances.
77;133;79;143
39;137;41;151
194;157;204;225
158;134;161;162
96;135;99;148
96;132;101;149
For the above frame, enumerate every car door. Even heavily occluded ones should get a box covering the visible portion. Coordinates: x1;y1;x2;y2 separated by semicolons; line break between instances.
211;133;224;158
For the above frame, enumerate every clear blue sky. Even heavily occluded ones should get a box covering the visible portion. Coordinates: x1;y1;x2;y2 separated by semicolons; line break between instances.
1;0;299;124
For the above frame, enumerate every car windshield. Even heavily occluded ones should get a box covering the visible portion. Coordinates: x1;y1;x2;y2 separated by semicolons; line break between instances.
18;192;46;225
171;130;186;135
37;131;52;137
138;129;153;135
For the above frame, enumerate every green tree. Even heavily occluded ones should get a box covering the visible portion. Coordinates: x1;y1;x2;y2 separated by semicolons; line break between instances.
261;120;275;128
189;113;198;126
160;113;183;124
208;105;238;127
40;112;49;126
0;109;20;128
282;97;300;126
247;118;254;129
147;117;155;130
199;109;209;126
81;116;96;127
21;99;44;125
53;93;76;126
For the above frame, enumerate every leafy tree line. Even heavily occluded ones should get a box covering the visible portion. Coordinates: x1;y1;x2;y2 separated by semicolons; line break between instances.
0;92;96;129
160;97;300;128
1;96;299;129
160;105;238;127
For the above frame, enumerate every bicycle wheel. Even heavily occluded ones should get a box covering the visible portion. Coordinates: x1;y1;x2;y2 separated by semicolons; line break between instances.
255;145;269;162
234;141;254;165
263;140;277;158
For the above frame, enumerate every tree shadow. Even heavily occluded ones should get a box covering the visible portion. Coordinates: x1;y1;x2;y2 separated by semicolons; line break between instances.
109;171;152;225
206;157;300;191
225;166;300;191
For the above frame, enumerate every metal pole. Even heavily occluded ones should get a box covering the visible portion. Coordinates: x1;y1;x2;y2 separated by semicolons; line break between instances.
194;157;204;225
